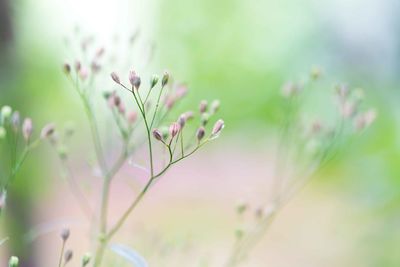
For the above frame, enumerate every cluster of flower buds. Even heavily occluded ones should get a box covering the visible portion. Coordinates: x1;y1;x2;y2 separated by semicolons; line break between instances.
0;106;33;142
334;85;376;131
58;228;91;266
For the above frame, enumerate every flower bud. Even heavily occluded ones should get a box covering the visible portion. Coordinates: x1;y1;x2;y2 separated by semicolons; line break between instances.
165;96;175;110
0;127;6;139
95;47;105;58
199;100;208;113
176;84;188;98
212;119;224;135
63;63;71;75
8;256;19;267
91;61;101;73
169;122;180;138
11;112;20;132
22;118;33;142
75;61;81;72
79;68;88;80
211;100;220;114
162;71;169;87
61;228;70;242
118;102;126;114
82;253;91;267
1;106;12;121
64;250;73;263
178;114;186;128
126;111;137;124
196;127;205;141
129;71;141;90
40;123;55;139
201;113;210;126
152;129;163;141
184;111;194;121
150;75;159;89
111;72;120;84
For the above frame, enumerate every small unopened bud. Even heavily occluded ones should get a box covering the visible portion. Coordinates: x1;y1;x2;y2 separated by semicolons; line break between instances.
196;127;205;141
152;129;163;141
64;250;73;263
160;127;169;140
11;112;20;132
8;256;19;267
211;119;224;135
178;114;186;128
113;95;121;107
236;200;247;214
118;102;126;114
126;111;137;124
1;106;12;121
176;84;188;98
165;96;176;110
150;75;159;89
310;66;321;80
61;228;70;242
63;63;71;74
81;253;91;267
185;111;194;121
0;127;6;139
201;113;210;126
40;123;55;139
75;61;81;72
91;61;101;73
111;72;120;84
211;100;220;114
129;71;141;90
79;68;88;80
95;47;105;58
199;100;208;113
22;118;33;142
341;101;356;118
169;122;180;138
162;71;169;87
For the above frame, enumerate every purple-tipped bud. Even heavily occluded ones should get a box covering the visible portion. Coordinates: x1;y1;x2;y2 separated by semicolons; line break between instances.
61;228;70;242
40;123;55;139
129;71;141;90
169;122;180;138
196;127;205;141
113;95;121;107
199;100;208;113
152;129;163;141
63;63;71;74
22;118;33;142
126;111;137;124
64;250;73;263
150;75;159;89
178;114;186;128
111;72;120;84
212;119;224;135
162;71;169;87
11;111;20;132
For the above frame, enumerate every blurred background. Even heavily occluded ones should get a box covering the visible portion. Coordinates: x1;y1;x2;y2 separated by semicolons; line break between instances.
0;0;400;266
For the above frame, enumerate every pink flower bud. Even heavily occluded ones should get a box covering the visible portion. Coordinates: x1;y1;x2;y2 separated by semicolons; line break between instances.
199;100;208;113
22;118;33;142
176;84;188;98
169;122;180;138
40;123;55;139
118;102;126;114
79;68;88;80
212;119;224;135
111;72;120;84
126;111;137;124
129;71;141;90
152;129;163;141
165;96;176;110
196;127;205;141
75;61;81;72
185;111;194;121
